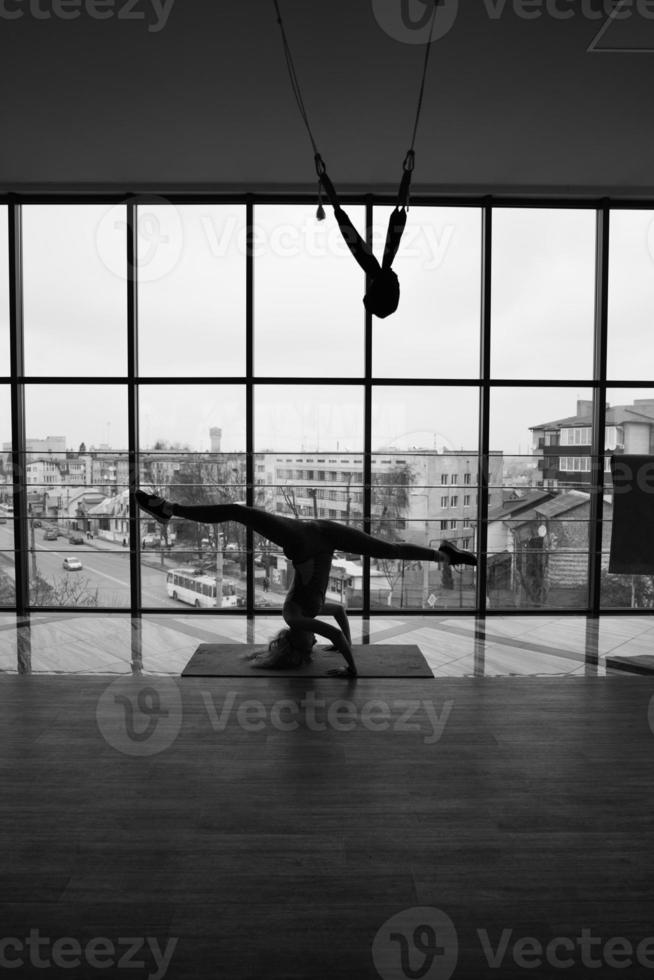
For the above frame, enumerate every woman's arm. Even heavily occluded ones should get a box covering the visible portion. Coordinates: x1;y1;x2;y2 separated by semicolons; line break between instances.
283;600;357;677
318;600;352;647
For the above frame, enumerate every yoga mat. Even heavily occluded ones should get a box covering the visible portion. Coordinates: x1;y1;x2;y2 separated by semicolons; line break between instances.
182;644;432;678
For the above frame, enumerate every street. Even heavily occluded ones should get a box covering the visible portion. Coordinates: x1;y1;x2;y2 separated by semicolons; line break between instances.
0;524;243;608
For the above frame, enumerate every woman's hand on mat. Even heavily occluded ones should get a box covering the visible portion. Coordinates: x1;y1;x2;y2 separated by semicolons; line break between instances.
327;666;357;678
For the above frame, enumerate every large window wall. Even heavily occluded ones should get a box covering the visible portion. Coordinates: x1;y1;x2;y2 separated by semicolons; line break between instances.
2;199;654;619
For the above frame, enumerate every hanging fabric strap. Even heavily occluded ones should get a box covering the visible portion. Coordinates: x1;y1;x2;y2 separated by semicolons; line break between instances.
316;156;412;278
317;157;381;278
382;207;407;271
272;0;320;156
272;0;439;316
381;149;416;269
408;3;439;153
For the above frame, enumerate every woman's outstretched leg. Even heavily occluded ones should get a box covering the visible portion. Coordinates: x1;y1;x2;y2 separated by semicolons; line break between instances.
312;520;476;566
135;491;308;555
135;491;475;566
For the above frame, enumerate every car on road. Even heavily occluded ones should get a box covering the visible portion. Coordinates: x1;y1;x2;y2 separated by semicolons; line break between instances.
44;529;58;541
33;520;42;528
62;557;83;571
68;533;85;545
0;517;6;525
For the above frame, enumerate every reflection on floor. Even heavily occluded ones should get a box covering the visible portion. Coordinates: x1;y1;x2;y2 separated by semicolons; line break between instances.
1;613;654;675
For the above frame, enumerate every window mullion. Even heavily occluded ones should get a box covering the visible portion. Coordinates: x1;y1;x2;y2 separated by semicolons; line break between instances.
587;204;610;615
8;202;31;671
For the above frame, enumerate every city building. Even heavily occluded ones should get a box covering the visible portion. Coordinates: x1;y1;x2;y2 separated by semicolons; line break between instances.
531;398;654;489
255;449;504;554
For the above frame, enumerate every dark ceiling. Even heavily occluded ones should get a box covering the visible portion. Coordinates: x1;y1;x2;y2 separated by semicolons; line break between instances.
1;0;653;197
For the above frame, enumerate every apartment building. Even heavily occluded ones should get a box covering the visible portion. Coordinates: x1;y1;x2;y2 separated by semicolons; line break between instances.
531;398;654;489
255;449;504;552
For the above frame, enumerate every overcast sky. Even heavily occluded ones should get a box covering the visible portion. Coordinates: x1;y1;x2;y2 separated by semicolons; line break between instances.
1;203;653;456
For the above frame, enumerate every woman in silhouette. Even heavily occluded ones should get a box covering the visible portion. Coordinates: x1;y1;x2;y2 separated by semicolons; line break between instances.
135;491;476;677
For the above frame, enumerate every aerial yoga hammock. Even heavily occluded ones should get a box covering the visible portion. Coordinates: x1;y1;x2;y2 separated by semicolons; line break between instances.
273;0;439;319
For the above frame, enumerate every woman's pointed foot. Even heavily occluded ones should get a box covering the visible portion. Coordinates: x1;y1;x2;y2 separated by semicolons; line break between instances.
134;490;174;525
439;540;477;567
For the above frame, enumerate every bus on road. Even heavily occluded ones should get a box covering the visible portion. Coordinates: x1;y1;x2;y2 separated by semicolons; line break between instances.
166;568;238;608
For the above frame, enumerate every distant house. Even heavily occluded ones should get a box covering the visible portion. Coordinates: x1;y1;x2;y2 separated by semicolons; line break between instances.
487;488;612;606
530;398;654;489
88;489;130;543
59;488;106;532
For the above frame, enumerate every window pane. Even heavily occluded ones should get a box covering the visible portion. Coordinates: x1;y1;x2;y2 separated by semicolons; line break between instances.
373;206;481;378
0;206;9;378
254;205;365;377
491;209;596;379
24;385;128;607
601;387;654;610
608;210;654;379
253;450;365;611
255;385;363;453
140;384;245;453
0;386;13;607
372;387;480;609
489;387;593;610
254;386;363;609
139;385;246;608
0;615;16;671
138;204;246;377
142;614;249;673
23;205;126;376
28;614;134;672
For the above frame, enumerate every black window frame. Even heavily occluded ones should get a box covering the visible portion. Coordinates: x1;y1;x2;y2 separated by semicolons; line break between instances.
2;193;652;630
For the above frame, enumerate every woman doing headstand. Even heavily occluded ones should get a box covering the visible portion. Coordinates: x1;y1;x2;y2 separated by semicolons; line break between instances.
135;491;476;677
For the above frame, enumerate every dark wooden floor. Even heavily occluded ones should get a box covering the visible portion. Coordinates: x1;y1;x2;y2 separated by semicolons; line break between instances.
3;675;654;979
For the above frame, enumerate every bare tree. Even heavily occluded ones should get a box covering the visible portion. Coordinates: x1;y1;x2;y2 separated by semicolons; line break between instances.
279;483;301;518
141;440;189;566
377;558;404;607
370;463;415;607
370;463;415;538
30;573;99;607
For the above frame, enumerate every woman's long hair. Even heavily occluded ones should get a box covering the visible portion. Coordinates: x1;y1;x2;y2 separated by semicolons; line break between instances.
265;627;316;668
